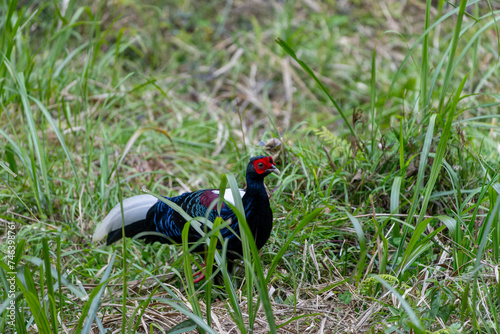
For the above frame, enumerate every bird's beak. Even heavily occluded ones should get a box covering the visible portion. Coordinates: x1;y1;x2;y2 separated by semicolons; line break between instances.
268;165;280;175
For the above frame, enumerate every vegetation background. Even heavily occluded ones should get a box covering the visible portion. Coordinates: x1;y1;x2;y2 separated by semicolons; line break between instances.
1;0;500;333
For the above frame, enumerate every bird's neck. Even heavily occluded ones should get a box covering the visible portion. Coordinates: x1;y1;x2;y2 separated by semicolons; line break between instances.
242;176;272;250
242;176;271;219
243;176;268;201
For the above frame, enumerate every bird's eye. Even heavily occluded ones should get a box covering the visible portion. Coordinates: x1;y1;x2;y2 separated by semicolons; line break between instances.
258;162;264;168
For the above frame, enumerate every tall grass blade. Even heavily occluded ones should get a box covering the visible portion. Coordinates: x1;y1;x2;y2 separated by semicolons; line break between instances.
181;223;204;334
165;319;198;334
22;256;87;300
77;253;116;334
0;160;16;177
0;177;38;220
4;60;52;215
398;76;467;274
420;0;431;114
218;240;246;333
154;297;218;334
31;97;80;188
416;74;468;228
471;193;500;321
346;211;366;285
396;73;467;272
225;174;256;331
266;207;323;281
0;0;20;95
130;286;157;333
17;266;52;333
385;0;480;101
437;0;467;114
390;176;402;215
370;46;377;153
374;276;424;333
225;174;277;333
400;222;446;273
275;38;357;140
393;114;436;264
204;217;223;329
42;237;57;333
114;171;128;334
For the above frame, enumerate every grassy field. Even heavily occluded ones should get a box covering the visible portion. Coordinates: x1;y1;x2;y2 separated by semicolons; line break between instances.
1;0;500;333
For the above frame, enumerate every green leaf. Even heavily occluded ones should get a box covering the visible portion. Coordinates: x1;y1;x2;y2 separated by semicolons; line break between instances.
165;319;198;334
275;37;357;140
346;211;366;285
266;207;323;281
339;291;352;304
392;114;436;266
437;0;468;114
375;276;424;334
224;173;277;333
77;253;116;334
390;176;402;214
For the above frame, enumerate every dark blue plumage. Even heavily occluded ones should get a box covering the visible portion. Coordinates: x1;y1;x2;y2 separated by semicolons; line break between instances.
102;156;279;261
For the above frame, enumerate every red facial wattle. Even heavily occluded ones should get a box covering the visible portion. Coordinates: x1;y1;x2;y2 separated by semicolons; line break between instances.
253;156;277;175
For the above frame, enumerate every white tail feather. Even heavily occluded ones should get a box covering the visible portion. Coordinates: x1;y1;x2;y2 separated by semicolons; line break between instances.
92;194;158;242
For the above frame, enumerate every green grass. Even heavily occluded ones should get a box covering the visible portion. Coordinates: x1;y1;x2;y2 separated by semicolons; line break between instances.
1;0;500;333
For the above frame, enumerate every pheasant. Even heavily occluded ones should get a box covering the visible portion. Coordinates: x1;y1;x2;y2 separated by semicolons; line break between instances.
92;156;280;281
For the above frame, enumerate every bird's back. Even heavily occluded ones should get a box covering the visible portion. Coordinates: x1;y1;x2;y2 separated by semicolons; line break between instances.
145;190;239;247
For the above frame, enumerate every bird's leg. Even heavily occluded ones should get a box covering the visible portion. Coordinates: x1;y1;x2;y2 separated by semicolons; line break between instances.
192;263;206;283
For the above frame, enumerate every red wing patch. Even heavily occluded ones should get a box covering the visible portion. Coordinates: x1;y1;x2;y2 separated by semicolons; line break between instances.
199;190;225;209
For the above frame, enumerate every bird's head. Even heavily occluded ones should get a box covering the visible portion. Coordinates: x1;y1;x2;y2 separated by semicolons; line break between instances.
247;155;280;179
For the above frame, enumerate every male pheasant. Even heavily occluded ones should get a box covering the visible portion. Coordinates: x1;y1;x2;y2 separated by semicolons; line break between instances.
92;156;279;281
